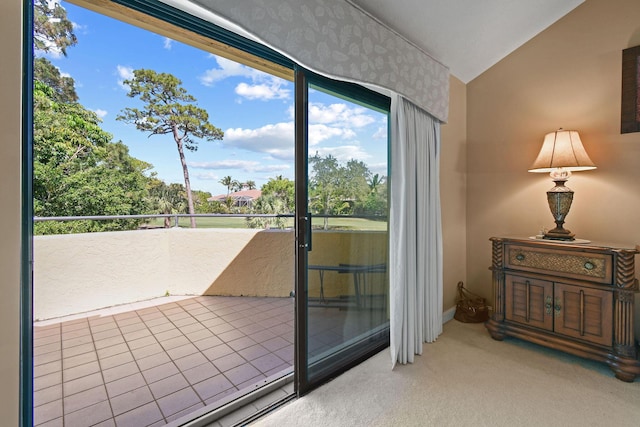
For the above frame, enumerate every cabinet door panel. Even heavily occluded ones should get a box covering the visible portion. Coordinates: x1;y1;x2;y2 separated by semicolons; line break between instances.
554;282;612;346
505;275;553;331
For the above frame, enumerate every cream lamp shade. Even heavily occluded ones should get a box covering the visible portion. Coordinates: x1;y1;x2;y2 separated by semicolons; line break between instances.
528;129;596;241
529;130;596;173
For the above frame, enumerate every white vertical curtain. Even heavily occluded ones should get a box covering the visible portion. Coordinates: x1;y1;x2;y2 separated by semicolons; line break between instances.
390;94;443;367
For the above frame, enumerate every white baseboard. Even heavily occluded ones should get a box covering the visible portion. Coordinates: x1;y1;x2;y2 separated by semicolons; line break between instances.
442;306;456;324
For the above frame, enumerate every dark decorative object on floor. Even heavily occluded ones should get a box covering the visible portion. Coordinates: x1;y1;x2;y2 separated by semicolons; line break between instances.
454;281;490;323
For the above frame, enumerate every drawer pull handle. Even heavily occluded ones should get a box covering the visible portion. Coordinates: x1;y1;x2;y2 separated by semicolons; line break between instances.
516;254;525;261
584;261;595;270
554;298;562;316
545;296;553;315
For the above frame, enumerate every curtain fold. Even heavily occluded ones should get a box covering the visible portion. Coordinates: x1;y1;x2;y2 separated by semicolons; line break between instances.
390;95;443;367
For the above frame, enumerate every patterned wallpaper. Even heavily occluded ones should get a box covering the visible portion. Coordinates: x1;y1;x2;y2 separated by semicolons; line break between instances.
190;0;450;122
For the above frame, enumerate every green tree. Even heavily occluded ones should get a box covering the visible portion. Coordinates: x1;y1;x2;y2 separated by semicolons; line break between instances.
33;81;153;234
245;180;257;190
147;179;188;227
308;155;374;228
33;0;77;56
192;190;213;214
117;69;224;228
309;154;347;229
260;175;295;213
360;173;387;216
34;57;78;102
246;194;288;229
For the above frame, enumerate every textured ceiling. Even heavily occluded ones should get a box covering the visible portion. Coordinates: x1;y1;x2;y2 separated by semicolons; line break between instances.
350;0;584;83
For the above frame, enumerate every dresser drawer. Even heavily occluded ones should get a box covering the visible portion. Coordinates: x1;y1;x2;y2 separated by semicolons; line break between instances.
505;244;612;284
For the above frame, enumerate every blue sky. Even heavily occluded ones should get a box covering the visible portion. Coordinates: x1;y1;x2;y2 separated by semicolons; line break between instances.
42;1;388;196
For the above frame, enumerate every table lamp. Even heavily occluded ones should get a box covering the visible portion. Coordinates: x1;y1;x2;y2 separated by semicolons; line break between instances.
528;129;596;240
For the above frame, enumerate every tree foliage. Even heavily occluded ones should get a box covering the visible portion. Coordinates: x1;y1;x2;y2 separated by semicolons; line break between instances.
34;57;78;102
260;175;295;213
246;194;289;229
308;154;386;229
117;69;224;228
33;0;77;56
34;80;153;234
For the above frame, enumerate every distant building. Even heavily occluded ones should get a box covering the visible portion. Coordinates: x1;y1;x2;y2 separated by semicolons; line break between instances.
208;188;262;208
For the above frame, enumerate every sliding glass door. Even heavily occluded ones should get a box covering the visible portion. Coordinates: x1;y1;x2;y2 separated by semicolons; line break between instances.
295;70;390;393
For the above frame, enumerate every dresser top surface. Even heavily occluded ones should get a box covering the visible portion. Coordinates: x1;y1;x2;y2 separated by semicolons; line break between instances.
491;236;639;253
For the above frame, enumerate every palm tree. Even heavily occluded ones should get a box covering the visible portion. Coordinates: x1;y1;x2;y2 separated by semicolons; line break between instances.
220;176;233;195
368;173;385;193
245;180;256;190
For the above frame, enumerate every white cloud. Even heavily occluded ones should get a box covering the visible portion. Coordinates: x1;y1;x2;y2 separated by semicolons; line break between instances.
311;145;372;163
163;37;173;50
194;171;219;181
199;56;265;86
373;127;387;139
94;109;107;118
116;65;134;90
190;159;291;174
224;122;295;160
309;103;375;128
235;78;290;101
220;120;363;161
308;124;356;146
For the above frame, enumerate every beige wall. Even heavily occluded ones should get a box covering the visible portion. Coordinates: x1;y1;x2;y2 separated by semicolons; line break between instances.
466;0;640;302
441;75;468;310
0;0;21;424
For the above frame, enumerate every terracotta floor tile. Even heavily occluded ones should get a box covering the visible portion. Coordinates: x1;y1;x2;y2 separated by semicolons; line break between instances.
148;373;189;399
192;374;235;401
33;296;303;427
181;361;219;385
156;387;202;418
34;384;62;407
110;385;155;416
63;372;104;396
33;399;62;426
142;361;179;384
102;361;140;383
64;400;113;427
224;363;262;386
62;350;97;370
34;360;62;378
211;353;246;373
114;401;164;427
106;372;147;399
99;350;135;370
63;384;108;414
173;351;208;371
63;360;101;382
136;350;171;371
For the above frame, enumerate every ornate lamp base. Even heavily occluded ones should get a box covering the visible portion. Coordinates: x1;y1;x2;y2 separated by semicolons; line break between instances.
544;177;575;241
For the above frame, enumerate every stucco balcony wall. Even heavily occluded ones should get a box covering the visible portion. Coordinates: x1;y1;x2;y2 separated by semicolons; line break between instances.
33;228;295;320
34;228;387;320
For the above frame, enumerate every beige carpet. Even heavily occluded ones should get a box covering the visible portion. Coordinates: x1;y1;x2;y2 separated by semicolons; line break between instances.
252;320;640;427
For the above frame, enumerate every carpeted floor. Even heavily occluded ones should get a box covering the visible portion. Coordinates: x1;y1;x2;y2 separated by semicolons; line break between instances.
252;320;640;427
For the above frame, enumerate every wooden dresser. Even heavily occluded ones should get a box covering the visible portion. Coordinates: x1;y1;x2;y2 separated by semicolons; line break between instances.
486;236;640;381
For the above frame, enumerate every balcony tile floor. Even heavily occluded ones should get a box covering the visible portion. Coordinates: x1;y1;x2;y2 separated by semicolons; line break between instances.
33;296;296;427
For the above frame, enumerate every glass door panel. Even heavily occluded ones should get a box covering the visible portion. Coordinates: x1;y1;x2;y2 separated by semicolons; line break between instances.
296;70;390;390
